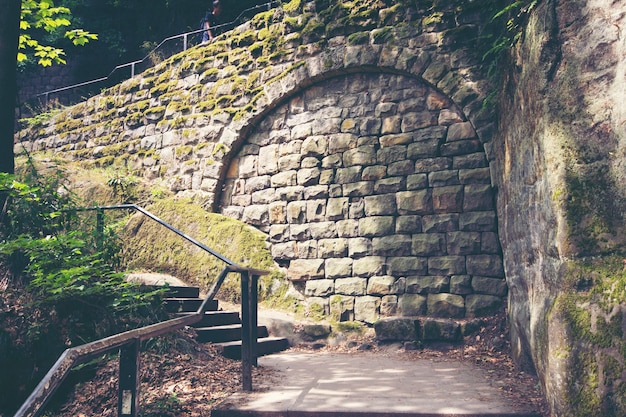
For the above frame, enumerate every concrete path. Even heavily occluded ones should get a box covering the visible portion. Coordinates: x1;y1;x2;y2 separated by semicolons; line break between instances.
212;351;542;417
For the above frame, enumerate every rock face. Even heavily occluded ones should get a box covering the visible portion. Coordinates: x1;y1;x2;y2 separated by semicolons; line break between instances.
495;0;626;415
220;73;504;323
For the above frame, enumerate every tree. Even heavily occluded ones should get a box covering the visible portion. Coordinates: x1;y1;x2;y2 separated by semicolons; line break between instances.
0;0;21;175
0;0;96;175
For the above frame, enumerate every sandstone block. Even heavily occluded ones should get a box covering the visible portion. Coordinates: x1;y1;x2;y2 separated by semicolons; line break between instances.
343;181;374;197
388;160;415;176
335;166;362;184
348;238;372;258
271;170;297;187
343;145;377;166
354;296;380;324
258;144;279;175
303;323;332;339
373;235;413;256
429;170;459;187
306;199;326;222
422;214;459;233
309;222;337;239
304;185;328;200
447;121;476;141
402;111;435;132
288;259;325;281
446;231;481;255
374;177;405;194
472;276;507;296
440;139;482;157
325;258;353;278
377;146;406;165
302;135;328;156
374;317;416;341
276;185;304;202
245;175;271;193
406;275;450;294
364;194;397;216
362;165;387;181
388;257;428;276
296;240;318;259
289;224;310;241
466;255;504;277
453;153;487;169
336;219;359;237
358;216;395;237
297;167;321;186
382;116;402;134
335;277;367;295
450;275;472;295
412;233;446;256
330;295;355;322
380;133;413;147
318;238;348;258
428;256;466;275
367;275;401;295
407;138;439;159
287;201;307;223
422;319;462;342
242;205;268;226
396;190;433;215
427;294;465;318
322;154;342;169
432;185;464;213
481;232;501;254
379;295;399;316
353;256;386;277
407;173;428;190
399;294;427;316
414;157;452;173
271;242;296;260
305;279;335;297
396;215;422;233
465;294;502;317
459;167;491;184
326;197;349;220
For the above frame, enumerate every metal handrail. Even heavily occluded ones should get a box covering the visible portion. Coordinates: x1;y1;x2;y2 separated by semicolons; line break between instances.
14;204;268;417
21;1;282;112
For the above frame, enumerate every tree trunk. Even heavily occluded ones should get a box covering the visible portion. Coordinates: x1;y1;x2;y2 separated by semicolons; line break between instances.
0;0;21;174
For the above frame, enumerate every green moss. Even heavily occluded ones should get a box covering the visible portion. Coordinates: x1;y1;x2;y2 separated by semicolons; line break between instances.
121;198;284;302
347;31;370;45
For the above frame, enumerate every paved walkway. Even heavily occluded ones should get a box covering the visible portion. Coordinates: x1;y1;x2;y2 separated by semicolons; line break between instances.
212;351;542;417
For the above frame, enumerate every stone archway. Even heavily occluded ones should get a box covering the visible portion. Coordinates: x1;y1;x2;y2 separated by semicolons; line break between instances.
218;70;504;323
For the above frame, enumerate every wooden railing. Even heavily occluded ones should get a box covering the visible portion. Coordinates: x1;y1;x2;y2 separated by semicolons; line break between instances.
14;204;267;417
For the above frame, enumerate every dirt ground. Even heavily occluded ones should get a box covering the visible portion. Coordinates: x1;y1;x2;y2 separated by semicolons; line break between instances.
47;310;549;417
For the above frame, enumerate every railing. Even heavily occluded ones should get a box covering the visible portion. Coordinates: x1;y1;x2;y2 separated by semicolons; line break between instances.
15;204;267;417
18;1;282;116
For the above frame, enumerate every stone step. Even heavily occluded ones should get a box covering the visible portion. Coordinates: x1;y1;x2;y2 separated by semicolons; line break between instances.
175;310;241;327
195;324;269;343
215;337;290;360
212;411;541;417
164;297;218;313
162;285;200;298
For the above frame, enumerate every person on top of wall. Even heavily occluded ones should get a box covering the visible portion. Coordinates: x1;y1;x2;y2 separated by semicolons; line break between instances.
201;0;224;44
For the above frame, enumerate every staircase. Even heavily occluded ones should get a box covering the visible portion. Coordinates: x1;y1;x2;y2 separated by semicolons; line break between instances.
162;285;289;359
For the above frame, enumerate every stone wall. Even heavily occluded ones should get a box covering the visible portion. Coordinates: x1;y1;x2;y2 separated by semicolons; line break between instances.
220;72;504;323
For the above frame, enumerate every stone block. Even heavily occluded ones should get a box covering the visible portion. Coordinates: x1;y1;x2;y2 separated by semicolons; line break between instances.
414;157;452;173
242;205;268;226
328;133;358;153
343;145;377;166
309;222;337;239
466;255;504;277
399;294;427;316
362;165;387;181
302;323;332;339
447;121;476;141
463;184;494;211
354;296;380;324
271;170;297;187
317;238;348;258
304;185;328;200
271;241;296;260
353;256;386;277
245;175;271;193
450;275;472;295
295;240;318;258
374;177;405;194
325;258;353;278
379;295;398;316
330;295;354;322
388;160;415;176
373;235;413;256
326;197;349;220
288;259;325;281
432;185;464;213
465;294;502;317
377;146;406;165
358;216;395;237
440;139;482;157
446;231;481;255
427;293;465;318
406;275;450;294
388;257;428;276
348;238;372;258
252;188;276;204
407;138;439;159
422;319;462;342
335;166;362;184
422;214;459;233
367;275;402;295
380;133;413;147
322;154;342;169
269;224;289;243
396;215;422;233
258;144;279;175
335;277;367;296
289;224;311;241
407;173;428;190
278;154;302;171
428;170;459;187
396;190;433;215
459;211;496;232
374;317;417;341
287;201;307;223
276;185;304;202
306;199;327;222
428;256;466;275
472;276;507;296
336;219;358;237
297;167;321;186
412;233;446;256
302;135;328;156
343;181;374;197
453;153;488;169
402;111;435;132
364;194;397;216
459;167;491;184
305;279;335;297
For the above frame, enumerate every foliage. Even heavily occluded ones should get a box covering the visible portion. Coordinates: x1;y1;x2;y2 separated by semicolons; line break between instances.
19;0;97;66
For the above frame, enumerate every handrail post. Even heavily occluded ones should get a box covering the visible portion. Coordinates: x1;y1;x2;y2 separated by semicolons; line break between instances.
240;271;252;391
251;273;259;367
118;339;140;417
183;33;188;51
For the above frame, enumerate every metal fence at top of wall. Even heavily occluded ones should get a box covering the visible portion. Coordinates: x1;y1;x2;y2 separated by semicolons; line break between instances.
17;1;281;122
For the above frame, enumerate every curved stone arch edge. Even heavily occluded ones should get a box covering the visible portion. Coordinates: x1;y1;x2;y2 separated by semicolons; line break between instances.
209;59;496;213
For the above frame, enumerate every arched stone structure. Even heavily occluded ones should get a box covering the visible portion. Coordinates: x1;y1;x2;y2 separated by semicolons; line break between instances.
16;1;500;322
218;70;503;322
